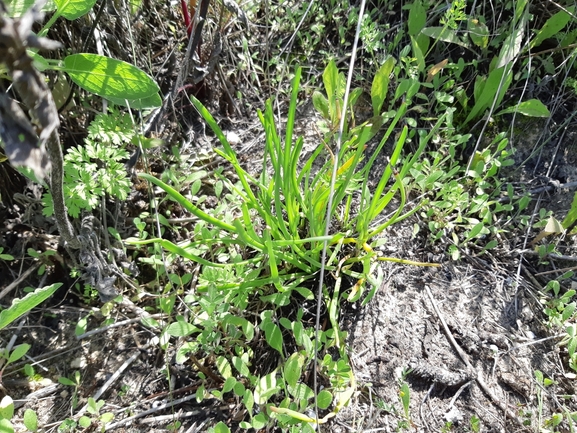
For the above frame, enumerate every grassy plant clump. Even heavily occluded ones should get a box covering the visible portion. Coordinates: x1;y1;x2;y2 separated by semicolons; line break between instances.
126;61;447;429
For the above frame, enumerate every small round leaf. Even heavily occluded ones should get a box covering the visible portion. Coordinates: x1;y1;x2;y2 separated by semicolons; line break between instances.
317;389;333;410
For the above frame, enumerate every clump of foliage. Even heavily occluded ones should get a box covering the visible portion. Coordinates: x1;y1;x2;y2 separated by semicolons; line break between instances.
42;108;133;218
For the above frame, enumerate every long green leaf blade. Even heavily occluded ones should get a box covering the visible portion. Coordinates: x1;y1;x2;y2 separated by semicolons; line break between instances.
0;283;61;331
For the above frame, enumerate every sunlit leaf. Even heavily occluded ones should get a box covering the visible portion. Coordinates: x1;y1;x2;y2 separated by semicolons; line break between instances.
6;0;55;16
0;396;14;420
283;352;304;388
213;422;231;433
563;192;577;231
496;99;550;117
64;54;160;101
253;370;279;405
54;0;97;20
165;320;197;337
0;283;61;331
532;215;564;245
532;6;575;48
216;356;232;379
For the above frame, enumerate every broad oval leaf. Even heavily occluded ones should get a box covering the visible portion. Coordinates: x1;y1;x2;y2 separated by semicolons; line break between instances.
165;321;197;337
0;417;13;433
283;352;304;388
408;0;426;36
262;321;283;355
23;409;38;432
317;389;333;410
64;54;160;101
55;0;97;20
216;356;232;379
8;343;30;364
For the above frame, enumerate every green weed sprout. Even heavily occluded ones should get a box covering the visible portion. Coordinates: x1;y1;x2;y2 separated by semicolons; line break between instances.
42;108;132;218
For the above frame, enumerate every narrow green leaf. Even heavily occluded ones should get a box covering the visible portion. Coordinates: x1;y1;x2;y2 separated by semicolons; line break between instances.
496;99;550;117
465;66;512;125
400;382;410;417
496;13;526;68
58;377;76;386
0;283;61;331
563;192;577;230
371;57;396;116
465;222;485;242
410;35;425;73
137;173;236;233
323;59;339;116
64;54;159;100
515;0;528;22
54;0;96;20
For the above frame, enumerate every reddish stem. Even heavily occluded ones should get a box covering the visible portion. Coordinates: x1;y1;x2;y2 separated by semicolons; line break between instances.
180;0;192;37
